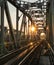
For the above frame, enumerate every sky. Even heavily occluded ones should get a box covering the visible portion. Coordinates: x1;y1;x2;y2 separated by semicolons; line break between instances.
22;0;37;2
4;2;23;30
4;2;16;29
4;0;38;29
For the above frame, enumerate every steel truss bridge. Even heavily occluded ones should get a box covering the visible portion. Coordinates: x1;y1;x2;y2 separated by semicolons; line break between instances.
0;0;54;65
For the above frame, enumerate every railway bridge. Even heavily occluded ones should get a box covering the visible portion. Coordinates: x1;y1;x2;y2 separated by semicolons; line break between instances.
0;0;54;65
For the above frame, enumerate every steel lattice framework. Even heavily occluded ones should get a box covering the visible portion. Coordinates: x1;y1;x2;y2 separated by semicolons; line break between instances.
0;0;50;54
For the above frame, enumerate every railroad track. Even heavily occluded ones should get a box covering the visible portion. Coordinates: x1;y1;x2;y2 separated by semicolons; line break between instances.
17;40;54;65
18;42;42;65
0;42;36;65
1;40;53;65
0;41;37;65
4;41;41;65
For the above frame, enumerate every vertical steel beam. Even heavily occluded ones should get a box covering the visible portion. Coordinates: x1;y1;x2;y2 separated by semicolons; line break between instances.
5;1;16;49
23;15;26;39
48;0;53;44
16;9;18;41
16;8;19;47
50;0;54;49
25;20;27;39
1;1;7;54
49;0;53;44
31;21;32;41
46;0;54;49
1;0;5;54
20;15;26;39
20;15;24;36
1;1;4;44
28;18;29;39
18;15;24;46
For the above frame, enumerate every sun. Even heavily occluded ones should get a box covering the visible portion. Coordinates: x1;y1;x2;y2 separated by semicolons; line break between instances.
31;26;35;32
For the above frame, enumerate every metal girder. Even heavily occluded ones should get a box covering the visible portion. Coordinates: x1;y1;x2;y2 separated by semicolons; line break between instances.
1;0;4;48
20;15;25;36
0;0;3;6
8;0;32;21
5;1;17;49
7;0;48;25
28;19;29;38
46;0;54;49
23;15;26;38
30;3;37;7
23;4;29;9
0;0;6;54
16;8;19;42
37;3;42;9
19;20;23;39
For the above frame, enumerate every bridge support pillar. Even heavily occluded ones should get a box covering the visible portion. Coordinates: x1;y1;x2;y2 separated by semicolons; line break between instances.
46;0;54;48
0;0;7;54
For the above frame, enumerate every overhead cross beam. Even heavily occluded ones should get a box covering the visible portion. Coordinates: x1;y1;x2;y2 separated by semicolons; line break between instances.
8;0;32;21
